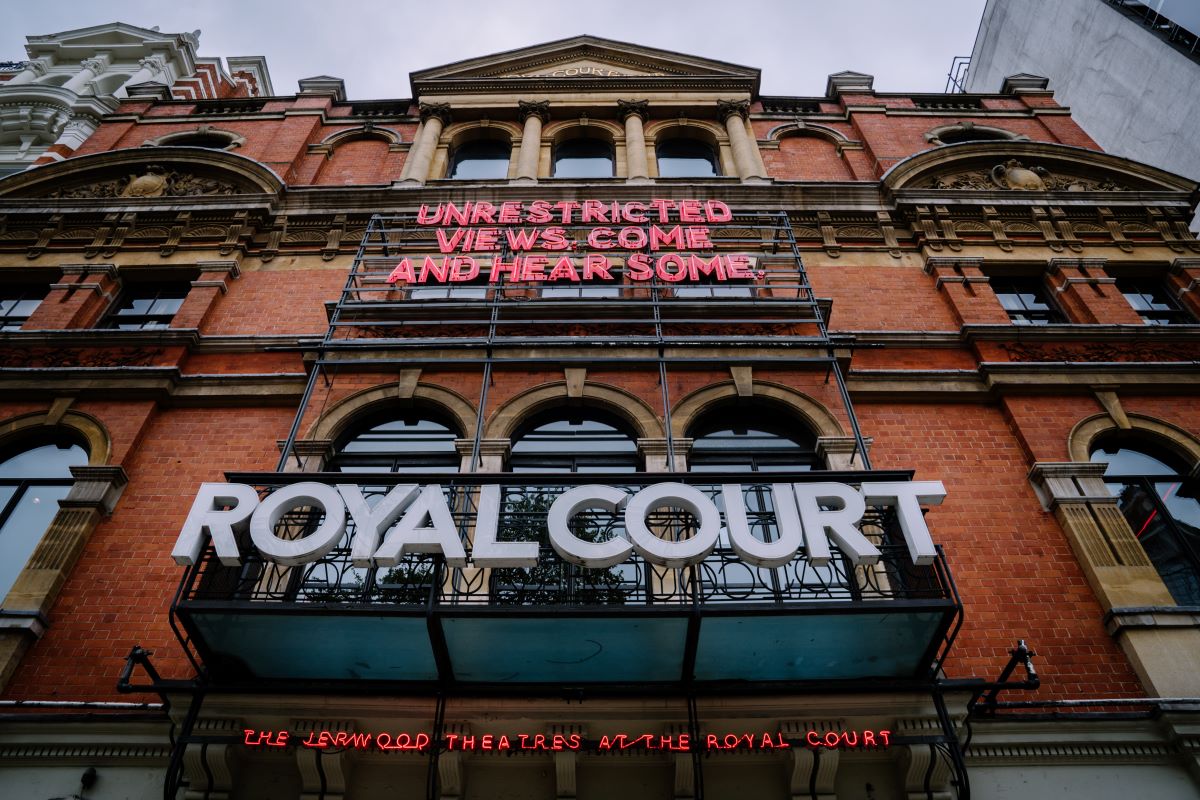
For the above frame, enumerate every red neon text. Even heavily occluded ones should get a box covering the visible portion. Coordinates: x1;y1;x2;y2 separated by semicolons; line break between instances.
804;729;891;748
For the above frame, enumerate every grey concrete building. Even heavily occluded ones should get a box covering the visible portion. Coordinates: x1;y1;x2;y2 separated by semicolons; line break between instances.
965;0;1200;227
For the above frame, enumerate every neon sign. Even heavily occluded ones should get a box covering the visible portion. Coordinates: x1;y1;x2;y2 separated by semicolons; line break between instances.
172;480;946;570
386;199;765;287
242;728;893;752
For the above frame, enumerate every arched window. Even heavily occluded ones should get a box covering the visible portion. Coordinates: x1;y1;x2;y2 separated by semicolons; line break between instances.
1091;439;1200;605
687;404;824;601
552;138;614;179
509;408;638;472
688;409;819;472
329;410;461;473
656;138;720;178
448;140;511;180
0;433;88;601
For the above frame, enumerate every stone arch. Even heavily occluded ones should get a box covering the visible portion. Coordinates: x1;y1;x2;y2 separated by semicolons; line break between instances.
309;382;478;447
1068;412;1200;467
670;381;844;441
883;140;1198;194
35;73;73;88
0;409;111;465
764;121;852;146
924;121;1028;147
545;119;623;144
483;381;662;441
319;125;403;148
646;120;727;177
142;125;246;150
0;145;285;197
90;72;131;96
763;123;855;182
438;121;519;179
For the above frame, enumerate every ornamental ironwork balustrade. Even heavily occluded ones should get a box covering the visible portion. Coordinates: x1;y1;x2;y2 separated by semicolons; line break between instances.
178;472;955;611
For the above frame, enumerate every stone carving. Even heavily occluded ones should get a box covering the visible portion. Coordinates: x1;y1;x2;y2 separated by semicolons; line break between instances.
927;160;1129;192
46;167;239;199
517;100;550;122
617;99;649;121
717;99;750;120
999;341;1200;363
0;347;165;369
418;102;452;124
991;159;1047;190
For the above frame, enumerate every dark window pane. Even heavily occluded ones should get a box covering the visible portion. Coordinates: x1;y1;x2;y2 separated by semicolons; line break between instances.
105;284;189;330
689;414;818;473
657;138;719;178
0;287;46;331
510;409;637;473
991;277;1063;325
1091;444;1181;476
0;436;87;602
1094;441;1200;605
553;139;614;178
1116;279;1192;325
331;414;461;472
449;140;511;180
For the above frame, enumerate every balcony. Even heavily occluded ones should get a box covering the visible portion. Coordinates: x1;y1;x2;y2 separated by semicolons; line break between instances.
172;471;961;690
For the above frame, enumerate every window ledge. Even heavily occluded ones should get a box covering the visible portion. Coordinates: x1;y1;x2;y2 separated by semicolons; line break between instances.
0;610;49;639
1104;606;1200;637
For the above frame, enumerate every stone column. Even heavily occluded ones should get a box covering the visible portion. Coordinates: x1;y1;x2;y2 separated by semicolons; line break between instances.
514;100;549;183
399;102;450;186
618;100;650;182
718;100;766;181
122;55;166;91
4;58;50;86
0;465;128;690
63;57;109;93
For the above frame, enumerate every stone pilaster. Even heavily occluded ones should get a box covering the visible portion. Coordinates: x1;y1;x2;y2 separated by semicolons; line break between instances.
1030;462;1200;696
0;465;128;691
639;438;692;472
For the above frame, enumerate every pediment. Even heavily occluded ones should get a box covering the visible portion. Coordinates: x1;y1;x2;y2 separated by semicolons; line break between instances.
411;35;759;94
884;141;1199;197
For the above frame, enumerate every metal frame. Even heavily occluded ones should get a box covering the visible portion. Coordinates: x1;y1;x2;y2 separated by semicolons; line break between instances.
164;209;976;800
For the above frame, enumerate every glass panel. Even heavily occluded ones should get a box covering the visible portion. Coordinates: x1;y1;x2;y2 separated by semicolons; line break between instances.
190;613;439;680
443;616;687;682
449;141;510;180
657;139;719;178
0;441;87;478
1109;480;1200;605
332;416;460;472
694;611;946;681
553;139;614;178
0;484;70;600
1091;445;1180;476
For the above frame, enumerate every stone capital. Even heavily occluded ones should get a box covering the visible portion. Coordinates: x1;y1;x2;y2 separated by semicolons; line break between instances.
418;102;451;124
617;99;649;121
78;58;108;75
62;466;129;514
716;99;750;121
517;100;550;123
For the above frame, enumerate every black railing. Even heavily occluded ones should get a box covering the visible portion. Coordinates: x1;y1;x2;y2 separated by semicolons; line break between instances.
177;471;956;610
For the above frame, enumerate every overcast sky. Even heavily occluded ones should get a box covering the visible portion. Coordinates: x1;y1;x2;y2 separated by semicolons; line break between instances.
2;0;988;98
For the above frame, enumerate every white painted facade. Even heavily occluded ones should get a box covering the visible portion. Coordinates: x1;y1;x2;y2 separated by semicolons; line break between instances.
965;0;1200;228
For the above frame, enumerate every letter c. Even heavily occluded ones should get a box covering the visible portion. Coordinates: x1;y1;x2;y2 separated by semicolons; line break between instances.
547;485;633;567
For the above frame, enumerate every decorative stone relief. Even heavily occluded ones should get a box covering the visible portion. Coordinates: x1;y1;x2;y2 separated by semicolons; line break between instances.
46;167;239;199
925;160;1129;192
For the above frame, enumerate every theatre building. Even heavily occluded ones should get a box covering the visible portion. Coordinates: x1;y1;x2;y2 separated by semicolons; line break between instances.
2;29;1200;800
